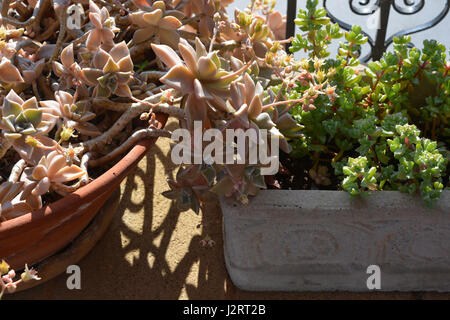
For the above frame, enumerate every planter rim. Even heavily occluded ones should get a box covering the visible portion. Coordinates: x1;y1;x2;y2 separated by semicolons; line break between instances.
220;189;450;215
0;113;168;237
222;188;450;199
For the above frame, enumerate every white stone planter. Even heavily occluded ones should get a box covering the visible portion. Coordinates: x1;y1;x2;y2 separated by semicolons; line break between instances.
220;190;450;292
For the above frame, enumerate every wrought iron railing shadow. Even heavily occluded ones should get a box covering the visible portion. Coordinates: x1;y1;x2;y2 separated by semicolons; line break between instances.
286;0;450;62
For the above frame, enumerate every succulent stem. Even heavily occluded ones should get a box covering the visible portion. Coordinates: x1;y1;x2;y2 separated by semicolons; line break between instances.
0;0;48;28
88;128;172;167
78;92;166;151
93;98;186;119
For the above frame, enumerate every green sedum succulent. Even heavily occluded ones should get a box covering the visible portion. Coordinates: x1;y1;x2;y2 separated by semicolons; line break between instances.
286;0;449;208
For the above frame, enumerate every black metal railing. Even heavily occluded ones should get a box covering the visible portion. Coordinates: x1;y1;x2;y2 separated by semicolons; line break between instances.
286;0;450;62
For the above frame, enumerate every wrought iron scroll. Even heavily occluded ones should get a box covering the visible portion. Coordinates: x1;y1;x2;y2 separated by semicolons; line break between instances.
286;0;450;62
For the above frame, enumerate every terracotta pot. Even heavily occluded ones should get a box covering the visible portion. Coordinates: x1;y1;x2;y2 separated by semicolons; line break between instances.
0;113;168;270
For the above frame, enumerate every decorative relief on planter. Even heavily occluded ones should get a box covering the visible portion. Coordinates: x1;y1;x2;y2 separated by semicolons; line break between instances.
220;190;450;292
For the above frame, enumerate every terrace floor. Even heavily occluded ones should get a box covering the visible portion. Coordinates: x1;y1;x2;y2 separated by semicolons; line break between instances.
8;118;450;300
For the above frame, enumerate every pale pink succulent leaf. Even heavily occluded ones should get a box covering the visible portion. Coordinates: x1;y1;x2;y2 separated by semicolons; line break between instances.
81;68;103;85
109;42;130;62
132;27;156;43
32;164;48;180
89;0;101;19
100;7;110;21
103;57;120;73
73;122;102;137
93;49;110;69
39;100;62;115
31;177;51;196
0;58;24;83
151;43;183;68
1;116;16;132
194;38;207;59
234;103;249;119
47;155;67;178
151;0;166;11
129;12;147;27
23;109;43;128
3;201;34;218
89;12;103;30
268;11;282;28
254;112;276;129
61;43;75;67
86;29;102;51
230;83;243;109
0;181;23;202
4;133;22;140
158;16;182;30
2;99;22;117
160;65;195;93
248;96;263;120
158;29;180;49
95;85;112;98
197;57;217;78
243;73;256;105
209;51;222;69
209;94;234;113
267;11;286;40
46;150;59;165
22;70;36;83
143;9;163;25
193;79;207;100
117;56;134;73
185;94;208;130
114;83;133;98
55;90;73;106
79;111;96;122
22;97;39;110
178;42;197;74
53;165;86;183
33;59;45;75
52;61;65;77
255;82;264;97
26;194;42;210
5;89;24;106
102;29;116;45
115;72;132;83
230;56;244;71
13;136;61;166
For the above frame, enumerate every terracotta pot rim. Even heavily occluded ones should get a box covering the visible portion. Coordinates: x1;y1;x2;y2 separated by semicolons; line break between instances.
0;113;168;235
